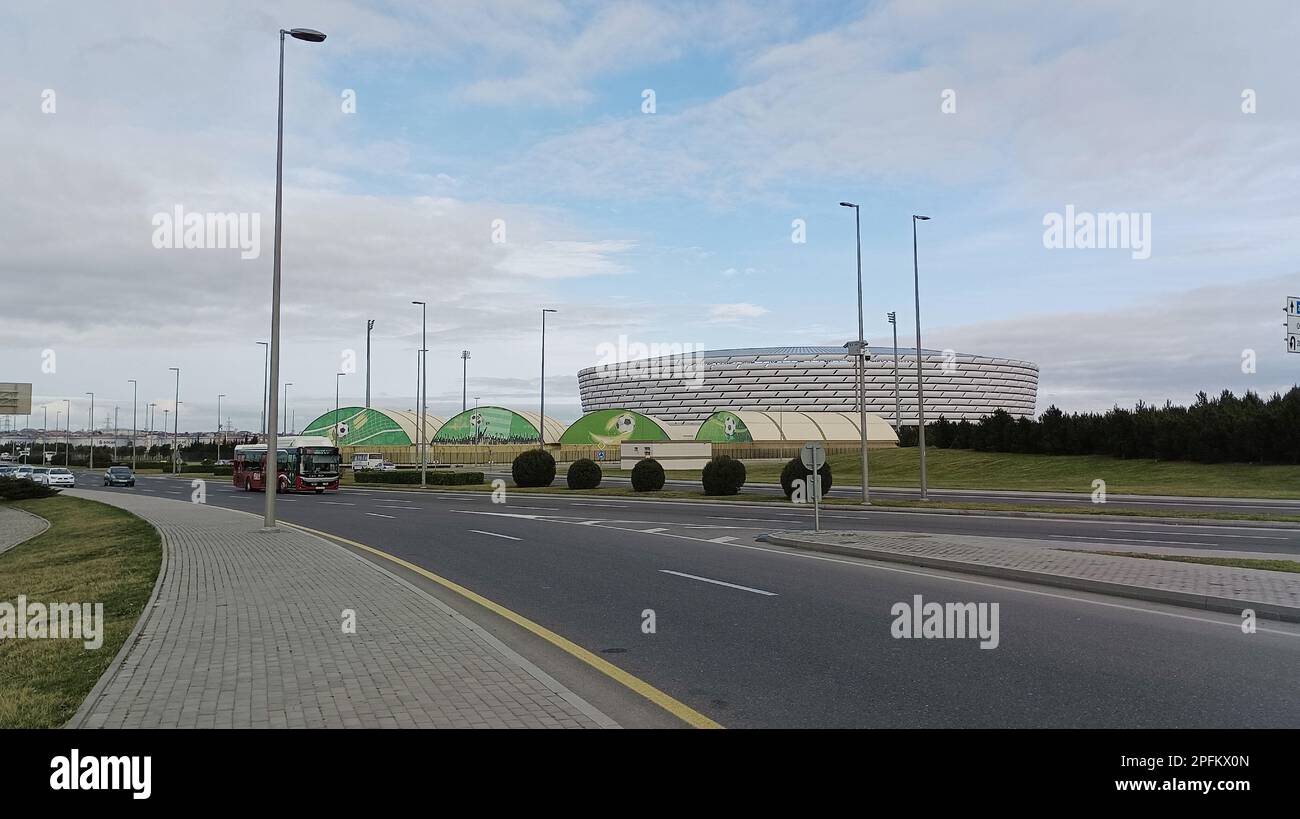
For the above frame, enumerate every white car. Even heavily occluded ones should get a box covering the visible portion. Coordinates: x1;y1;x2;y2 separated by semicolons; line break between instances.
45;467;75;487
11;465;35;481
30;467;50;484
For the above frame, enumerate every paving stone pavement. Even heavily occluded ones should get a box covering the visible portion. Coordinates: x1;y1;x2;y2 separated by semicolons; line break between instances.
67;490;614;728
0;503;50;556
762;529;1300;620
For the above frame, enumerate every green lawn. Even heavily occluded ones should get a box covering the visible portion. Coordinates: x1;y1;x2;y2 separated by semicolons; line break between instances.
1089;551;1300;574
0;496;162;728
622;449;1300;499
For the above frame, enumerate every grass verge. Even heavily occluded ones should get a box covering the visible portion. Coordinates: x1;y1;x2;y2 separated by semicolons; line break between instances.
1088;550;1300;574
0;496;162;728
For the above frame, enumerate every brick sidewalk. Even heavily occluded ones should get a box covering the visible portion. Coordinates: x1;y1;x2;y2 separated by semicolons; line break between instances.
0;504;49;556
761;529;1300;621
68;491;614;728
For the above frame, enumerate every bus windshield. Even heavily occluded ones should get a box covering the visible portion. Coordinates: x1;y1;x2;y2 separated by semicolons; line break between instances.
300;448;340;477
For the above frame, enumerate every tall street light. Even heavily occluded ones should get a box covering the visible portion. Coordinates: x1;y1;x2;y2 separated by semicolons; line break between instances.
366;319;375;408
283;382;293;436
912;214;931;501
335;373;346;443
257;340;269;435
539;309;557;447
85;392;95;470
265;26;327;531
170;367;180;471
63;399;70;466
412;301;427;487
128;380;138;471
461;350;470;414
839;201;870;504
41;405;48;463
217;393;225;462
887;312;901;432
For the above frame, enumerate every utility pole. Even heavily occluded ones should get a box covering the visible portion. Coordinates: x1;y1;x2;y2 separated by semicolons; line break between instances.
366;319;374;408
888;312;901;432
461;350;470;414
85;392;95;470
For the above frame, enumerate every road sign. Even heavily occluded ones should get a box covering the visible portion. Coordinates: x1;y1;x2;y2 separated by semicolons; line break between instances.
1289;297;1300;317
0;383;32;415
800;442;826;532
800;441;825;471
1290;334;1300;354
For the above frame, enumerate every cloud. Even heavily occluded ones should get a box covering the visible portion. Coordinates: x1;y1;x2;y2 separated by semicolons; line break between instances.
708;302;769;322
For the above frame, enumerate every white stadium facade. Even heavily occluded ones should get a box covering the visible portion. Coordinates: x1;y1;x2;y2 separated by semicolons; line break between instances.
577;346;1039;426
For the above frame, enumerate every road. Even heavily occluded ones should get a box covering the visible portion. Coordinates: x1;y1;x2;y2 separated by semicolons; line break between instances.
478;466;1300;516
74;473;1300;728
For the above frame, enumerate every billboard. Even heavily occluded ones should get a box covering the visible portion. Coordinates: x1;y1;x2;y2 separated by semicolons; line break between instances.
0;383;33;415
694;410;753;443
559;409;670;445
433;406;539;445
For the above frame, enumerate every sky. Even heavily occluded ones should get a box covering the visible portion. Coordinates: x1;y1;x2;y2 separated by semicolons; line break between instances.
3;0;1300;432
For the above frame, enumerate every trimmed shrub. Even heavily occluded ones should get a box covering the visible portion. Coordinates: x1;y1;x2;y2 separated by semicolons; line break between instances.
566;458;602;490
512;449;557;487
701;455;747;495
631;458;665;492
0;476;60;500
779;456;832;499
354;470;485;486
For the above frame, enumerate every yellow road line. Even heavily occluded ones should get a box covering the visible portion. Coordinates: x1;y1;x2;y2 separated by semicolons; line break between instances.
281;521;723;729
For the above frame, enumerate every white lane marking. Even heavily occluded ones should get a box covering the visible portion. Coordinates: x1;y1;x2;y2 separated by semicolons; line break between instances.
376;505;414;510
509;506;560;511
572;503;629;508
459;509;1300;637
1108;528;1289;541
364;512;395;519
707;515;802;524
469;529;522;541
1049;534;1219;547
659;570;777;597
708;536;738;543
640;527;669;533
319;501;355;506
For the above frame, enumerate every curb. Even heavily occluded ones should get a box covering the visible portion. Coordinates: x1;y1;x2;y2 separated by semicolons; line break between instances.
758;533;1300;623
65;492;170;729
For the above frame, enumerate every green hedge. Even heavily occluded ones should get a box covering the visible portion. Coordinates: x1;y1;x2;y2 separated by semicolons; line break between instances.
355;470;485;486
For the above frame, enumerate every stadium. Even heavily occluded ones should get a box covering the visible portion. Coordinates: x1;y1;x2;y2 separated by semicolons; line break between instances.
577;346;1039;425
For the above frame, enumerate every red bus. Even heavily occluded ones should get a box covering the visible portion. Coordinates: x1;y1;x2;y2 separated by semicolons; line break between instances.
233;436;341;494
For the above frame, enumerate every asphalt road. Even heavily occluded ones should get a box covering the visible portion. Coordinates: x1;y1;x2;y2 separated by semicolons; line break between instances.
73;473;1300;728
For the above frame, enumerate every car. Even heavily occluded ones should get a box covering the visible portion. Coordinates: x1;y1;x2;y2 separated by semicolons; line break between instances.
10;465;34;481
104;466;135;487
45;467;75;487
30;467;51;484
0;465;16;477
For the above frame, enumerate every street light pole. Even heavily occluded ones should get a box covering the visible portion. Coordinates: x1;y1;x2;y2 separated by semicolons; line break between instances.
335;373;345;443
887;312;901;432
129;380;138;471
217;394;225;463
257;341;269;436
912;214;931;501
42;406;48;463
839;202;869;504
412;301;427;487
170;367;180;471
63;399;70;467
265;26;327;530
366;319;375;408
540;309;557;447
283;382;293;436
85;392;95;470
461;350;470;414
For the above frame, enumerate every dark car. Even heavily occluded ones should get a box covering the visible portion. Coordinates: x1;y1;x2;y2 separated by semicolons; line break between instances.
103;466;136;487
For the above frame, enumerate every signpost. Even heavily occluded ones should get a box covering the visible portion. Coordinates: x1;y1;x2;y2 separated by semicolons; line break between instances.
1288;298;1300;354
800;441;826;532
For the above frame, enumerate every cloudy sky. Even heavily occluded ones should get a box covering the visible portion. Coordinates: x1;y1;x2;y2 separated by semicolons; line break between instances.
3;0;1299;432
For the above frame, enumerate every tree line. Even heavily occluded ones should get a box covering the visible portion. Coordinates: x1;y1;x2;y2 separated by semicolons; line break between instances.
895;388;1300;464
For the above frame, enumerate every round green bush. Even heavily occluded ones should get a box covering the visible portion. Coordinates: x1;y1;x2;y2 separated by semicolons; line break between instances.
630;458;665;492
779;456;832;499
512;448;556;487
0;476;60;500
701;455;747;495
566;458;602;490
